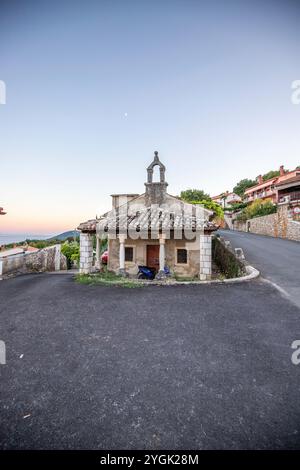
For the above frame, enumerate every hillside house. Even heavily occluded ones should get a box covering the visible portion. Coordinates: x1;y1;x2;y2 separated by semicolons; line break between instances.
244;165;300;204
212;192;241;208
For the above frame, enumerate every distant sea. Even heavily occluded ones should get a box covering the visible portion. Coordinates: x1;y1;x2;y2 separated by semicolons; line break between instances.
0;233;55;246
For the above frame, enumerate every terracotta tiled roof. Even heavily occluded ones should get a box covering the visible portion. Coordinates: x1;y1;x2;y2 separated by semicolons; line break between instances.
77;219;97;232
244;178;278;193
26;246;39;252
275;174;300;187
78;208;218;234
0;247;25;257
245;169;300;194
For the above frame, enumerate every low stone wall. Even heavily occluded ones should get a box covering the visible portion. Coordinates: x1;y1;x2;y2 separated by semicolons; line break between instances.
233;204;300;242
212;236;245;278
0;245;67;277
249;212;278;237
286;220;300;241
233;220;247;232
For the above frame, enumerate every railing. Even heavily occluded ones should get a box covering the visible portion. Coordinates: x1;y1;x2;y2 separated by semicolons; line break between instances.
279;191;300;203
257;190;274;198
290;191;300;201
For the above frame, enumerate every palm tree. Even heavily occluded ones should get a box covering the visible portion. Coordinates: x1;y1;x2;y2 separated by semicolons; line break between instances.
220;192;228;210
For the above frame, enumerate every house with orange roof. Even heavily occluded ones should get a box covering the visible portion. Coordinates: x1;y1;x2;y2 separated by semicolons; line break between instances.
244;165;300;204
211;191;241;208
276;172;300;221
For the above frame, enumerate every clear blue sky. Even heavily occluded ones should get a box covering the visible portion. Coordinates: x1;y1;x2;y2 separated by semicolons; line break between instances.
0;0;299;234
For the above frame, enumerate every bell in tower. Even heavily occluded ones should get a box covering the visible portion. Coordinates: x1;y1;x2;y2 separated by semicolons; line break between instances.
145;151;168;206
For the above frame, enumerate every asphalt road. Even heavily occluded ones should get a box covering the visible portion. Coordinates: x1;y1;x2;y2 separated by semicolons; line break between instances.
1;273;300;449
218;229;300;308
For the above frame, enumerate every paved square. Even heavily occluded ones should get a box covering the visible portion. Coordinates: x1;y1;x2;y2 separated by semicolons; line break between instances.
0;274;300;449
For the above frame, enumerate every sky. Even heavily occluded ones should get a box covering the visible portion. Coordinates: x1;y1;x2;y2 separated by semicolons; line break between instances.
0;0;300;235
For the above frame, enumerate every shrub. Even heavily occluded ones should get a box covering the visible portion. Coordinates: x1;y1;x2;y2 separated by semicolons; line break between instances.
212;237;244;278
237;199;277;222
61;240;80;268
224;202;248;212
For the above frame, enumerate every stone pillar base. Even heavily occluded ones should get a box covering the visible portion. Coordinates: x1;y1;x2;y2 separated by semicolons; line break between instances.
199;273;211;281
155;270;167;280
94;261;102;271
119;268;128;277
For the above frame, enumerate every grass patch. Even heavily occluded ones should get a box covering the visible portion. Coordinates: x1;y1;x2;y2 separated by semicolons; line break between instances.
75;271;143;288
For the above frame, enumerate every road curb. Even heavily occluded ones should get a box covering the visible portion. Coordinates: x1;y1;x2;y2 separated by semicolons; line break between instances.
141;264;260;286
208;264;260;284
47;265;260;286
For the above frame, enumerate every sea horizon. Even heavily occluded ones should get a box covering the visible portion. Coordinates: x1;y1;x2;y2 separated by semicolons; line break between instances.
0;233;56;246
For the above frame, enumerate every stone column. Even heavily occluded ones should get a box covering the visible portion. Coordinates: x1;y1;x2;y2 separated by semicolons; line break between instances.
54;244;61;271
159;237;165;272
156;234;166;279
79;232;93;274
118;234;127;276
199;234;211;281
95;235;101;270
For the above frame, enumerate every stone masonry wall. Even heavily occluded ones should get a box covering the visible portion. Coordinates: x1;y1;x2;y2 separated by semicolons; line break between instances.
0;245;67;276
108;236;201;278
107;234;212;279
233;204;300;242
286;220;300;241
248;213;278;237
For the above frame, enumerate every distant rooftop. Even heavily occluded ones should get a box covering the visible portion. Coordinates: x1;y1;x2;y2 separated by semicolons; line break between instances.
0;246;39;258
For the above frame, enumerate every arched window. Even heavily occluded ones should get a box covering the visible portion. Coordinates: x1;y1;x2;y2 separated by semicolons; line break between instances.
146;151;166;183
152;164;160;182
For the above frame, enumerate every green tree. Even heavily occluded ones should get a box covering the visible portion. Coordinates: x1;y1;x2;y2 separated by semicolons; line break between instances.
189;199;224;219
180;189;211;202
262;170;280;181
61;240;80;268
233;179;256;197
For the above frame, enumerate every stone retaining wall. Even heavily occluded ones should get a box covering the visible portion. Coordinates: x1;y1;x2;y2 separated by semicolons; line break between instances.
233;204;300;242
212;236;245;278
0;245;67;277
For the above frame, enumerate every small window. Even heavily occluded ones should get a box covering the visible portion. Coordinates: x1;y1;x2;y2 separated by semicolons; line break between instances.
177;248;187;264
125;247;134;262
